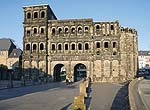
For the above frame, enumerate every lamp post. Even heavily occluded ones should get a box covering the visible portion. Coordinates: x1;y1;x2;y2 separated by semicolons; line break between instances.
8;62;13;88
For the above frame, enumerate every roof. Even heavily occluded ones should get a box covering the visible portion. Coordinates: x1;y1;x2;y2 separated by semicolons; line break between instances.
48;18;93;23
23;4;49;8
138;51;150;56
9;48;22;58
0;38;14;51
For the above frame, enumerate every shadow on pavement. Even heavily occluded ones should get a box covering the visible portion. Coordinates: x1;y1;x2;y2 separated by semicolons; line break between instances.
0;82;74;100
111;83;130;110
60;103;72;110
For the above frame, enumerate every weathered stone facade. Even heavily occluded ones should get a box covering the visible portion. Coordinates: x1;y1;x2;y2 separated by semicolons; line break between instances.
22;4;138;82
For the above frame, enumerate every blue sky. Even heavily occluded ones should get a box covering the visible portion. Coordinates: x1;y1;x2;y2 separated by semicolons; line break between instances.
0;0;149;50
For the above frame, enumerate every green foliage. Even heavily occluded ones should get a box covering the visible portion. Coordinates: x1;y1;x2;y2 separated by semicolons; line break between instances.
0;64;8;71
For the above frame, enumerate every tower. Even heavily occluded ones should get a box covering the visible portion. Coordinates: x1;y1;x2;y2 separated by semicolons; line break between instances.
22;4;57;79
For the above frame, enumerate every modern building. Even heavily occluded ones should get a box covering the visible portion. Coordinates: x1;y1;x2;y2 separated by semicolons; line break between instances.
138;51;150;69
0;38;22;80
22;4;138;82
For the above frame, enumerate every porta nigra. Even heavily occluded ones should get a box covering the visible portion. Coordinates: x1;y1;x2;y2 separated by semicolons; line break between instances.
22;4;138;82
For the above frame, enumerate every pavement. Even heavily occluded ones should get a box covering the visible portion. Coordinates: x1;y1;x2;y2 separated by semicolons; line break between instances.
0;81;130;110
138;79;150;110
0;82;80;110
90;83;129;110
131;79;145;110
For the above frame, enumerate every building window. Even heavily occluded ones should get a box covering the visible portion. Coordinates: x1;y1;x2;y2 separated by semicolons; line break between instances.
58;44;62;50
33;44;37;50
34;12;38;18
96;42;100;48
96;25;100;30
40;43;44;50
113;42;117;48
113;51;117;55
65;44;68;50
78;43;82;50
111;25;114;30
85;27;89;32
41;11;45;18
27;12;31;19
71;27;75;34
96;51;100;55
85;43;89;50
27;30;30;36
52;28;56;35
71;44;75;50
26;44;30;50
33;28;37;34
65;27;69;34
58;28;62;34
52;44;55;50
78;27;82;33
104;42;109;48
41;28;44;34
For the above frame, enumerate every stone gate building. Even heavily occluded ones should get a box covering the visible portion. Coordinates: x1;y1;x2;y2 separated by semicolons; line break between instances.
22;4;138;82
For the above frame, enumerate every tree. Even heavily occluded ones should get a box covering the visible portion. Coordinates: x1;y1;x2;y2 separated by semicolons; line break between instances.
0;64;8;80
0;64;8;70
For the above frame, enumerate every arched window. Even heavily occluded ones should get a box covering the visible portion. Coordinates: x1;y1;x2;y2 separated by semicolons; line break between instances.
78;27;82;33
52;44;55;50
34;12;38;18
113;42;117;48
41;11;45;18
65;28;69;34
58;44;62;50
85;27;89;31
96;42;100;48
52;28;55;35
78;43;82;50
85;43;89;50
65;44;68;50
71;44;75;50
113;51;117;55
96;51;100;55
40;43;44;50
71;27;75;34
58;28;62;34
27;30;30;36
26;44;30;50
33;44;37;50
34;28;37;34
41;28;44;34
111;25;114;30
96;25;100;30
104;42;109;48
27;12;31;19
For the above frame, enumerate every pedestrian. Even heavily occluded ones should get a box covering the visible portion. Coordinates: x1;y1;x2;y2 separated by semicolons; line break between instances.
66;79;69;85
68;79;70;85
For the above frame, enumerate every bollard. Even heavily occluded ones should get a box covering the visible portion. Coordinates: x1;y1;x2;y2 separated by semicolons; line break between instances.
84;80;88;88
80;82;87;97
72;95;86;110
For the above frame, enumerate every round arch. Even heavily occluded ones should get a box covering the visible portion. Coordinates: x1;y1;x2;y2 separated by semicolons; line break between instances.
74;63;87;82
53;64;66;82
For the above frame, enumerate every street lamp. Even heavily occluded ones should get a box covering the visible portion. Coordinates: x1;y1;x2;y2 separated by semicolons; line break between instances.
8;62;13;88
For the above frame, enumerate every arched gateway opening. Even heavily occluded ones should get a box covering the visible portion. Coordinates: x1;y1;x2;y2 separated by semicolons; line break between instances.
53;64;66;82
74;63;87;82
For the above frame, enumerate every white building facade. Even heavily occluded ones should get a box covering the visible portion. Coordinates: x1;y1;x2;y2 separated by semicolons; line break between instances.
138;51;150;69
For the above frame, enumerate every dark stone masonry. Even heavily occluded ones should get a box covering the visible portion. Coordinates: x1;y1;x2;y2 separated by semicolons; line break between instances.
22;4;138;83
